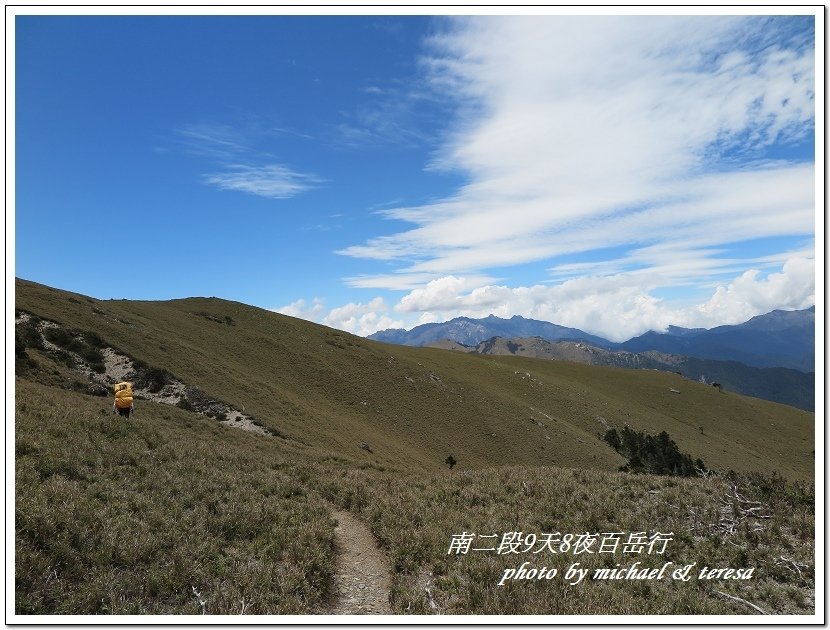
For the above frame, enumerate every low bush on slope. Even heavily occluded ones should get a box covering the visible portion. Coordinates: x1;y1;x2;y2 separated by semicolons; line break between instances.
603;427;706;476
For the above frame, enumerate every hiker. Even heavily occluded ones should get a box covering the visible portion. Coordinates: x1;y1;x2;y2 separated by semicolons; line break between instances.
113;381;135;418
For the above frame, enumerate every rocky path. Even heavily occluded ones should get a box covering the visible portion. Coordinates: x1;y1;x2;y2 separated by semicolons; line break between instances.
321;509;392;615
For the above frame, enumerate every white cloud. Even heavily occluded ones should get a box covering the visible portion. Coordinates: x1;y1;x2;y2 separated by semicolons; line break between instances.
686;257;815;326
274;296;405;337
391;274;672;341
387;257;815;342
395;275;498;311
322;297;405;337
176;122;321;200
276;17;816;342
204;164;321;199
274;255;813;340
340;16;814;291
274;298;325;319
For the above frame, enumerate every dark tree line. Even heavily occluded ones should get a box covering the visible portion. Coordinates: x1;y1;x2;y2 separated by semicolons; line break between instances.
603;427;706;477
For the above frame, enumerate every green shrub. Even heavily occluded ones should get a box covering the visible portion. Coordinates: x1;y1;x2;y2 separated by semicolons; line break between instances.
80;347;105;365
603;427;705;476
43;327;73;348
84;331;106;349
142;368;170;393
16;320;44;351
52;350;75;369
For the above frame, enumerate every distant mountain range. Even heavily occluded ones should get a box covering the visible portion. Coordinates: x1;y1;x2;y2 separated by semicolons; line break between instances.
427;336;814;411
370;308;815;373
371;308;815;410
370;314;614;349
620;307;815;372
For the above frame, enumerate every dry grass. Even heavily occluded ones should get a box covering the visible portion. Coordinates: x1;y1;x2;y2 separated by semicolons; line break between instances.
15;379;335;614
316;465;814;615
14;378;814;616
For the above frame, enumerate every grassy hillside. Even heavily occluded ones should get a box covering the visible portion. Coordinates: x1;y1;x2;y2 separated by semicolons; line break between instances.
13;278;816;616
428;336;815;411
15;378;815;615
14;279;814;480
15;379;335;614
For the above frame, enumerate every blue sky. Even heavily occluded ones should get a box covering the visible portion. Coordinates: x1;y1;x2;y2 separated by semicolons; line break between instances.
13;11;819;341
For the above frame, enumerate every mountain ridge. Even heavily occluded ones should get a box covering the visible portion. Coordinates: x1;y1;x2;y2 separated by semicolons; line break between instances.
372;308;815;372
621;308;814;372
370;314;614;348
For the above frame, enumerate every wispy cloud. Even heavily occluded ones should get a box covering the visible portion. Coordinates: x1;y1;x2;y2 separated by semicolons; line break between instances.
204;164;321;199
175;122;321;199
176;123;249;159
335;73;452;151
345;272;497;292
271;126;315;141
340;16;815;292
336;97;432;150
344;273;446;291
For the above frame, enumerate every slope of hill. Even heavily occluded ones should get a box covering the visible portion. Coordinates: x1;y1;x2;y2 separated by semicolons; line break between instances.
15;278;813;479
427;336;815;411
621;308;815;372
369;314;613;348
13;278;816;616
644;353;815;412
16;281;813;477
15;378;816;615
431;336;665;368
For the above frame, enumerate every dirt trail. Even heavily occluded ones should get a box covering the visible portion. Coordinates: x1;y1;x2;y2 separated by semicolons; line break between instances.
322;509;392;615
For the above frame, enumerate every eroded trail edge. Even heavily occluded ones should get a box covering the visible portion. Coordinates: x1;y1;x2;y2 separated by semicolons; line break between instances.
323;509;392;615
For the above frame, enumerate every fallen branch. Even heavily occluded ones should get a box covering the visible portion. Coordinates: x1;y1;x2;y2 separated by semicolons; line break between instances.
423;571;439;613
714;590;767;615
696;466;714;479
191;585;207;614
775;556;808;580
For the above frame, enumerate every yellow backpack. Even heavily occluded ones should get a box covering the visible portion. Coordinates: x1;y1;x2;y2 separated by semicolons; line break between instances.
114;381;134;409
